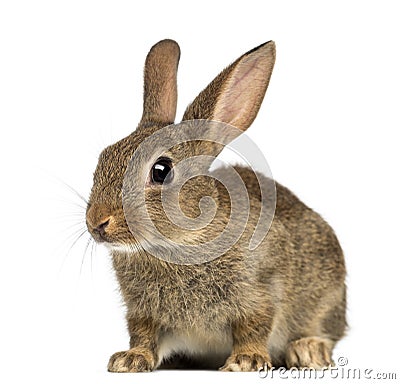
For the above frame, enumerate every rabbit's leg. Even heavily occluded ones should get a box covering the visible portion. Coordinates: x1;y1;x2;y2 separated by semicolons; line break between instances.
220;315;273;372
285;336;334;369
107;317;159;373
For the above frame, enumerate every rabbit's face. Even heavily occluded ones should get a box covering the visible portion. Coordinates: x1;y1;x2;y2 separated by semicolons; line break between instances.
86;124;226;252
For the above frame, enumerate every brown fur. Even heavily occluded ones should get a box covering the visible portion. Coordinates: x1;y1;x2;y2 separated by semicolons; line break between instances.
86;39;346;372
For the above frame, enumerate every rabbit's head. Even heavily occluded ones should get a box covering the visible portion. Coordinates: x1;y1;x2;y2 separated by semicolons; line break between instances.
86;39;276;262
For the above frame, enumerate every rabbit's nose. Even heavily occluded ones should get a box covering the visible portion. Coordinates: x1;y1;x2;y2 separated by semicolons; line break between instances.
86;204;113;241
94;217;111;237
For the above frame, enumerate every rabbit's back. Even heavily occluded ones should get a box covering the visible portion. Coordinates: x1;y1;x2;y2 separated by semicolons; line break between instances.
229;166;347;344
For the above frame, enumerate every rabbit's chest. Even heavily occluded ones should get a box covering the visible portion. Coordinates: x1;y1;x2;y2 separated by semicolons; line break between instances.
121;269;240;326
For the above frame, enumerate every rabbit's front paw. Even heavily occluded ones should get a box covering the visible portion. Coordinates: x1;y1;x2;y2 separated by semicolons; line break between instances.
285;337;333;369
107;348;155;372
220;351;272;372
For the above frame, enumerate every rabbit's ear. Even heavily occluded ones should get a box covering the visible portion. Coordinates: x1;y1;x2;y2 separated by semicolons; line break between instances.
183;41;275;131
140;39;180;127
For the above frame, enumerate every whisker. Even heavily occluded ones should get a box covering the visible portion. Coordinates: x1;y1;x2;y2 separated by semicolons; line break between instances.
55;233;84;269
69;227;88;249
49;196;87;211
60;225;88;247
49;174;89;205
80;236;93;276
58;227;89;275
90;238;96;275
59;221;88;236
45;170;95;278
53;212;86;220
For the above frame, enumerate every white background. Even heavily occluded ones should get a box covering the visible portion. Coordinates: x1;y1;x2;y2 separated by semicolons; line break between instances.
1;1;399;383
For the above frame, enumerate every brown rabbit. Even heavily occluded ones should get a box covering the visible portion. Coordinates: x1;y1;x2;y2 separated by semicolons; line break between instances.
86;39;346;372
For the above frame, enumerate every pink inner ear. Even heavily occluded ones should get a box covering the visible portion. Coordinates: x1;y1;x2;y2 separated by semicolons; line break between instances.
213;53;273;132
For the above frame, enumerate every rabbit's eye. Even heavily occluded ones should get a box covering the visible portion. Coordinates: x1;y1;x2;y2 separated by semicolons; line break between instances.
151;158;174;184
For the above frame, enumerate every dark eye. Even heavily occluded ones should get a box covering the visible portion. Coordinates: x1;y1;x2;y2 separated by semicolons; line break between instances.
151;158;174;184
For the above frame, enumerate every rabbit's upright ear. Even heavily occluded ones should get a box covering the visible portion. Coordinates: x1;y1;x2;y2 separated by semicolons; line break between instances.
183;41;275;132
139;39;180;127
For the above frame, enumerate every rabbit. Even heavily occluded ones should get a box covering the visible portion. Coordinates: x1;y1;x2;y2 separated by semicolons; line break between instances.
86;39;346;372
